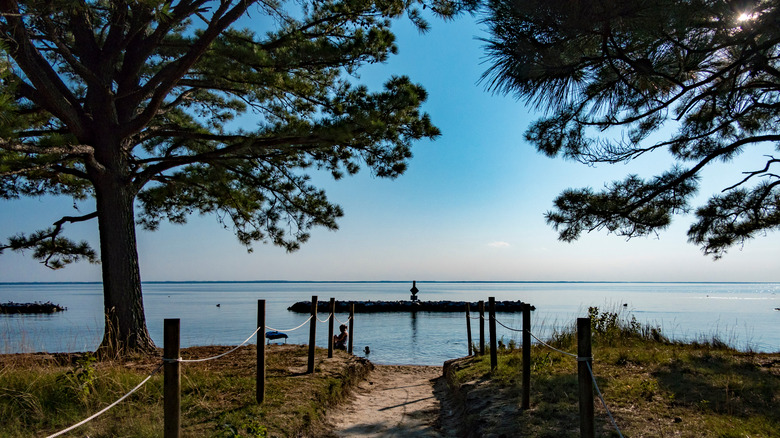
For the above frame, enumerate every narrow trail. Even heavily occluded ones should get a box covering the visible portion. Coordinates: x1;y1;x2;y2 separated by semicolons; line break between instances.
326;365;458;437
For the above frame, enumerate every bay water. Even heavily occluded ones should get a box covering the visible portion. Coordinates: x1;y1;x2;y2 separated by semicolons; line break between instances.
1;282;778;365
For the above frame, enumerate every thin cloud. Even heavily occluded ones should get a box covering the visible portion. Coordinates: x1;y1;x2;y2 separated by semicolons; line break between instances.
488;241;511;248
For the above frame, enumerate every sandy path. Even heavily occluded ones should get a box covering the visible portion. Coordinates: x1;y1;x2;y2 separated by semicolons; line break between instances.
327;365;455;437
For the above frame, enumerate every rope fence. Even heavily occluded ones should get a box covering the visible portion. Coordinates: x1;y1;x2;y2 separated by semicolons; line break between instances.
494;317;524;333
526;331;622;436
527;329;578;359
178;326;262;363
46;363;163;438
486;312;623;438
334;315;352;325
265;315;313;333
586;361;624;438
44;305;329;438
43;296;625;438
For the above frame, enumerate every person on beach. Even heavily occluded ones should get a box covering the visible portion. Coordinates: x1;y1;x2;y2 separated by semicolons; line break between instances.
334;324;348;350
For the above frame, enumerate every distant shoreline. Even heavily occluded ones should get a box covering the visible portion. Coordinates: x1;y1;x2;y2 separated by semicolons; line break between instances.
2;280;778;285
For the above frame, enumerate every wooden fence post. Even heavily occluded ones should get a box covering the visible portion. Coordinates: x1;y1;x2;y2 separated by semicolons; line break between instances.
578;317;594;438
257;300;265;404
164;319;180;438
488;297;497;371
465;303;473;356
328;297;335;358
348;302;355;354
308;295;317;374
478;300;485;356
522;303;531;410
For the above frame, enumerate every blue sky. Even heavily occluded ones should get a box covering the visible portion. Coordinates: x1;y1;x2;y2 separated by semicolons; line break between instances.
1;13;778;283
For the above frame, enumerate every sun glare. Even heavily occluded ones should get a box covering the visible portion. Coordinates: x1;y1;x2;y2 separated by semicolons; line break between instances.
737;12;756;22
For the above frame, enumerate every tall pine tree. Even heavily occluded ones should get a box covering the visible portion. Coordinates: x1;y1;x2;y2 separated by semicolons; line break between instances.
0;0;447;356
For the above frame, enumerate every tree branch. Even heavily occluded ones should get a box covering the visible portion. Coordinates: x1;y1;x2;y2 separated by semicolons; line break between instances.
626;135;780;213
723;157;780;191
123;0;253;137
0;0;89;138
0;211;98;269
0;138;95;156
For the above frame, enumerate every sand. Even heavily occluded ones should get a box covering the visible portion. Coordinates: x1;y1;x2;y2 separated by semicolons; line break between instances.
325;364;459;437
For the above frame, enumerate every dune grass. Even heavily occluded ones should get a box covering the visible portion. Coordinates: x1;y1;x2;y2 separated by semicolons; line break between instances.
0;344;370;438
447;307;780;437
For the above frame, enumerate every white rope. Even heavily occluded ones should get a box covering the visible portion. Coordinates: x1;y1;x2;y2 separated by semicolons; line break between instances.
265;315;313;333
586;361;624;438
178;326;262;363
495;318;524;332
526;330;578;359
334;315;352;325
46;363;163;438
315;313;332;323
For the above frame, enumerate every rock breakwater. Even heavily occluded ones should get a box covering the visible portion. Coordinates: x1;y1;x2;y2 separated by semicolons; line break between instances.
0;301;67;314
287;300;534;313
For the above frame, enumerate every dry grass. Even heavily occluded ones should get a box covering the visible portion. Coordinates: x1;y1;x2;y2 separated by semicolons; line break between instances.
446;311;780;438
0;344;371;437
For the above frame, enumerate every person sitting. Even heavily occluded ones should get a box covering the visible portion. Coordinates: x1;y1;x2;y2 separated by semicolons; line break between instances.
333;324;348;350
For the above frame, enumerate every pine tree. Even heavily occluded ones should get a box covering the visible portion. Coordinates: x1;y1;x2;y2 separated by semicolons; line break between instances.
0;0;447;355
481;0;780;258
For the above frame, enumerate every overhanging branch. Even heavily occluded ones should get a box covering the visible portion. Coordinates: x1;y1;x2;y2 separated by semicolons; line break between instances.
1;211;98;269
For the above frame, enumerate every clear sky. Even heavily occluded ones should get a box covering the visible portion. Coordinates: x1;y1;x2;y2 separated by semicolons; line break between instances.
1;13;778;283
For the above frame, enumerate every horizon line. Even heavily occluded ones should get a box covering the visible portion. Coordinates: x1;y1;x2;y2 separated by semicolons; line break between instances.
2;280;778;285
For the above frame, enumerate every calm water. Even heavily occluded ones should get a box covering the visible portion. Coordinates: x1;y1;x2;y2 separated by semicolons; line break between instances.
1;282;778;365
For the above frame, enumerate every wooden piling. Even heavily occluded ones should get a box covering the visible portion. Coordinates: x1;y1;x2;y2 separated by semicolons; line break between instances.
478;300;485;356
488;297;497;371
328;297;335;358
348;303;355;354
257;300;266;404
308;295;317;374
522;303;531;410
578;317;594;438
465;303;473;356
164;319;180;438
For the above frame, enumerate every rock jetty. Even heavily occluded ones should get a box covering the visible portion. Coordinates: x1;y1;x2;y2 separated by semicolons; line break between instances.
0;301;67;314
288;300;534;313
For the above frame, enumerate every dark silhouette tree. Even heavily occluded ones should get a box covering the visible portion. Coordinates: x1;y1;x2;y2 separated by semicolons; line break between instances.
481;0;780;258
0;0;447;356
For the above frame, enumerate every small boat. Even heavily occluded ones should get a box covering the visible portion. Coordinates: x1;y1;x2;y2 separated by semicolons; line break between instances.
0;301;67;314
265;331;288;344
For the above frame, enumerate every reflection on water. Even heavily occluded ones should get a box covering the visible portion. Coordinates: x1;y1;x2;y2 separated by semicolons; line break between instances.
411;311;418;340
1;281;779;364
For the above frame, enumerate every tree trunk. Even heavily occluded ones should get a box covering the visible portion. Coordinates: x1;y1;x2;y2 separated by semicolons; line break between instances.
94;177;156;357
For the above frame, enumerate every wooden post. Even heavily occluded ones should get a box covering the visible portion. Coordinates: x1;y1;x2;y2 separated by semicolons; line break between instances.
257;300;266;404
164;319;180;438
348;302;355;354
489;297;498;371
522;303;531;410
465;303;473;356
307;295;317;374
578;317;594;438
478;300;485;356
328;297;335;358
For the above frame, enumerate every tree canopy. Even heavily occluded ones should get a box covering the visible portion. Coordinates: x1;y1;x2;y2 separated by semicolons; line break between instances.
0;0;448;354
481;0;780;258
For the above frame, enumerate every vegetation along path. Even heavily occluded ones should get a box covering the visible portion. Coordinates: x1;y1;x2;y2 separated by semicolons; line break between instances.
325;365;459;437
